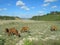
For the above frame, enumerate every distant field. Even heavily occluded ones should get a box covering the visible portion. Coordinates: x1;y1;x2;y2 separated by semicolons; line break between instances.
0;20;60;45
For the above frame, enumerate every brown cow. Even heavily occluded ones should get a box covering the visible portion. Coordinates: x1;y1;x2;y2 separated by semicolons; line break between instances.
50;25;57;31
20;26;30;33
20;26;31;36
5;27;21;37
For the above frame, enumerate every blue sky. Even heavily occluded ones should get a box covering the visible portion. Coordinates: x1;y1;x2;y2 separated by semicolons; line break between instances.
0;0;60;18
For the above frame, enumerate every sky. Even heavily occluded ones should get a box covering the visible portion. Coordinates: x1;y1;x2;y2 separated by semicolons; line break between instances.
0;0;60;18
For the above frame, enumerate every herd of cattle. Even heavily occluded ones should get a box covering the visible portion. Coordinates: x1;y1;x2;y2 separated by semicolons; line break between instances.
5;26;29;37
5;25;57;37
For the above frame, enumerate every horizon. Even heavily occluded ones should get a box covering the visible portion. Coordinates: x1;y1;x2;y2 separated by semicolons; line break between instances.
0;0;60;18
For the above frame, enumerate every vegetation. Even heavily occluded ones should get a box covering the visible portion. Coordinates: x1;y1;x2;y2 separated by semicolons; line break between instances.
0;20;60;45
0;16;20;20
0;38;5;45
0;11;60;45
31;11;60;21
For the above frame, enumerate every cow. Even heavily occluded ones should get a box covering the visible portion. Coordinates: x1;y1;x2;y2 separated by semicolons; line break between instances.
20;26;31;33
5;27;21;37
21;26;29;32
50;25;57;31
20;26;31;36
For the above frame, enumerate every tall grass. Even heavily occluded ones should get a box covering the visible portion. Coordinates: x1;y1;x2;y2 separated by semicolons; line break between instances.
0;20;60;45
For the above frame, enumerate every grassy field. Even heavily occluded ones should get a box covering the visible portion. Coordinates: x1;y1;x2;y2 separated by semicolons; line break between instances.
0;20;60;45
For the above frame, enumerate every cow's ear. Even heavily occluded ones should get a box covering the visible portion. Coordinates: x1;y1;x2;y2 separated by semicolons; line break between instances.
5;28;9;32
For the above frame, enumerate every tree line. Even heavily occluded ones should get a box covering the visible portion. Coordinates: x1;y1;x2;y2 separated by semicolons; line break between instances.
31;11;60;21
0;16;20;20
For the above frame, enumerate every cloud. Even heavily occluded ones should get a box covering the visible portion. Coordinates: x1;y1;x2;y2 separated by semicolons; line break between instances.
43;3;50;6
16;0;25;6
0;8;7;11
52;6;57;8
16;0;30;11
38;11;44;13
21;6;30;10
44;0;57;2
38;11;45;15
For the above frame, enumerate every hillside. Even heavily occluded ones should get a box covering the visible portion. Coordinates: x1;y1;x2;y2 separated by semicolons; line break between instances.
31;11;60;21
0;16;20;20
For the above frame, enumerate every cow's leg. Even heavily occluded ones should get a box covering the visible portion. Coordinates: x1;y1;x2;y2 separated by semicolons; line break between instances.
18;34;21;37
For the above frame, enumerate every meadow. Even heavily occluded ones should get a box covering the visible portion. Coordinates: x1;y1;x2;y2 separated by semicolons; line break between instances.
0;20;60;45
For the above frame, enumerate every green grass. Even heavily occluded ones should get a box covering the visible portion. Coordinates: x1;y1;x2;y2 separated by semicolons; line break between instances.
0;38;5;45
31;11;60;21
0;20;60;45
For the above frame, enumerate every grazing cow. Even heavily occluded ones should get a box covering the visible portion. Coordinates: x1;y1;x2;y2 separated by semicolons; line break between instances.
50;25;57;31
20;26;31;36
5;27;21;37
21;26;30;33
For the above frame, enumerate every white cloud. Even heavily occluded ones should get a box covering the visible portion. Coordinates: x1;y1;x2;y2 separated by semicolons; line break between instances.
38;11;44;13
0;8;7;11
52;6;57;8
16;0;25;6
38;11;45;15
21;6;30;10
44;0;57;2
16;0;30;11
43;3;50;6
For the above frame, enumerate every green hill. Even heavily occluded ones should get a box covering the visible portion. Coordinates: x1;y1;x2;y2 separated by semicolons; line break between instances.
31;11;60;21
0;16;20;20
